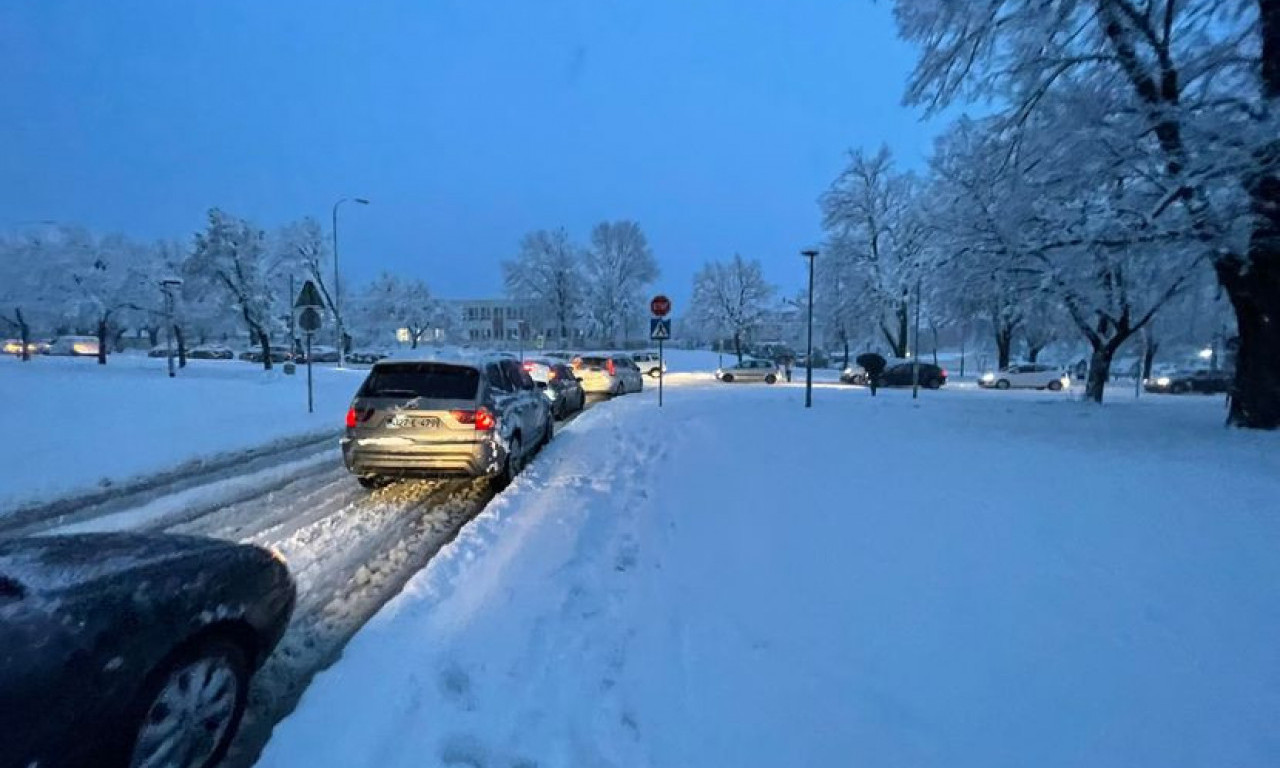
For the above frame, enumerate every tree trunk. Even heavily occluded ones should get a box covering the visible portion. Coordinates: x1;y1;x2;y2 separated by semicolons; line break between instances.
147;327;159;347
1218;258;1280;427
842;338;850;369
174;325;187;368
257;329;273;371
1142;339;1159;381
96;318;109;365
896;300;908;357
931;324;939;365
17;309;31;362
1085;346;1115;404
733;330;744;364
995;325;1014;370
1028;344;1045;363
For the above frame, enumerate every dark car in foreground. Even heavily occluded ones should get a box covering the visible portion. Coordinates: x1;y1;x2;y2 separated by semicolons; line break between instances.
1144;368;1231;394
843;361;947;389
525;358;586;419
0;533;296;768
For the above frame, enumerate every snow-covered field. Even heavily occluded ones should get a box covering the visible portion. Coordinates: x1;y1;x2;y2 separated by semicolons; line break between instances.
261;378;1280;768
0;354;364;512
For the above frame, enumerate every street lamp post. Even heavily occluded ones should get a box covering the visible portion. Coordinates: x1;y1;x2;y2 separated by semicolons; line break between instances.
802;249;818;409
331;197;370;368
159;277;183;378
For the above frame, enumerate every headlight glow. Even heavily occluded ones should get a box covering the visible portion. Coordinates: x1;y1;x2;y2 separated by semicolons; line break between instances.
1156;377;1171;386
981;372;995;382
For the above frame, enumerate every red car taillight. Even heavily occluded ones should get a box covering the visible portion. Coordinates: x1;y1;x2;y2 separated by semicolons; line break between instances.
941;369;948;378
451;407;497;431
523;361;535;372
345;407;359;428
607;359;616;376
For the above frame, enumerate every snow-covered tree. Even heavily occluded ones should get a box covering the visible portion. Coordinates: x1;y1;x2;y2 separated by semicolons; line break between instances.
894;0;1279;424
274;217;348;349
503;228;585;346
690;254;775;363
813;245;866;367
354;273;450;348
583;221;659;344
0;234;64;361
821;146;928;358
187;209;284;370
63;229;156;364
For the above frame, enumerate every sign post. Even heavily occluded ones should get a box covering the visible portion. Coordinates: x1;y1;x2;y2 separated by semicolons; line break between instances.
294;281;326;414
649;294;672;408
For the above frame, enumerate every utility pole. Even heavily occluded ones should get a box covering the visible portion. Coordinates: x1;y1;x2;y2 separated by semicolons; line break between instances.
802;249;818;408
331;196;369;368
911;275;922;399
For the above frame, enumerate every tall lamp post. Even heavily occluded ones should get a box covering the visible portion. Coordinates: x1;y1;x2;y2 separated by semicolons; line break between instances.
801;249;818;408
331;197;370;368
159;277;183;378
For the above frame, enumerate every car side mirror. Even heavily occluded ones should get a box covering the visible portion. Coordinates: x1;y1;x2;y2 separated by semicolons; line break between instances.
575;376;584;383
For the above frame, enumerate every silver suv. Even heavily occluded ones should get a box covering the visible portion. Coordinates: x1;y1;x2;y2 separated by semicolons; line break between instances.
342;355;553;488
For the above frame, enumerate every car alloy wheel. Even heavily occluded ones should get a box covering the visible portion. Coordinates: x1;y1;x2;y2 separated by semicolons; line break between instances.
765;374;777;384
995;379;1011;390
1047;380;1063;392
129;639;248;768
721;373;734;383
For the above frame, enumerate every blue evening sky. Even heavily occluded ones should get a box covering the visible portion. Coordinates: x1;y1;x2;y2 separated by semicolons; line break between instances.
0;0;940;304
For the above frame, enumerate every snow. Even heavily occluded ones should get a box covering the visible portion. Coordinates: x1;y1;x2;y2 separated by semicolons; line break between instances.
259;379;1280;768
0;354;364;513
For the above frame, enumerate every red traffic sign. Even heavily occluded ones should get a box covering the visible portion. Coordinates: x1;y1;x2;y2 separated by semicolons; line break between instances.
650;294;672;317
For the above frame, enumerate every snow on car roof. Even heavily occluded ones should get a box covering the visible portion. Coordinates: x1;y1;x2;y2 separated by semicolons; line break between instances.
377;348;518;368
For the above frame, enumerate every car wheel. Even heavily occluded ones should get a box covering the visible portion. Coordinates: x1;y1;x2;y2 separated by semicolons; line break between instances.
356;475;384;490
927;378;943;390
721;373;734;383
1172;382;1190;394
995;379;1011;390
765;374;777;384
126;635;250;768
1047;380;1063;392
614;383;625;397
493;434;523;489
540;415;554;448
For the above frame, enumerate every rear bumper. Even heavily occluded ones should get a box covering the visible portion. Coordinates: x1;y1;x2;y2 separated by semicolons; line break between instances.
341;436;502;478
580;376;619;394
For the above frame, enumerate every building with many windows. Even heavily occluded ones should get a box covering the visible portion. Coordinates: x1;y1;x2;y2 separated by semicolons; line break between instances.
449;299;531;344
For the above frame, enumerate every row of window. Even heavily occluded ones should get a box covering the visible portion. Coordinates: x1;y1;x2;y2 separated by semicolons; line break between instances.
463;305;525;322
466;328;524;341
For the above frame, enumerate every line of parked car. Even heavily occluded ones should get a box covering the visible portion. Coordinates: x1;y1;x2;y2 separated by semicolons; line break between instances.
341;350;653;489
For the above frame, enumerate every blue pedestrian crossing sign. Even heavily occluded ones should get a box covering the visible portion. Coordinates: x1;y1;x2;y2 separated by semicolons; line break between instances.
649;318;671;341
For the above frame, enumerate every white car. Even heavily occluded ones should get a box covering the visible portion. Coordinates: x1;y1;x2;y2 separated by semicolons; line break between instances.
572;353;644;395
46;336;100;356
631;351;666;377
715;358;781;384
979;363;1070;391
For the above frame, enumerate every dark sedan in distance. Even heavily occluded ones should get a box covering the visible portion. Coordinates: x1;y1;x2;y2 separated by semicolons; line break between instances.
0;532;296;768
1144;368;1231;394
841;361;947;389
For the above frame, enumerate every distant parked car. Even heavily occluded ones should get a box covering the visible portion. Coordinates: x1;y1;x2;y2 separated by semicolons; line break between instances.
188;344;235;360
342;355;554;488
240;345;294;363
631;351;666;377
794;350;829;369
980;364;1070;391
842;361;947;388
46;335;100;356
525;358;586;419
572;354;644;396
302;344;340;363
146;345;170;358
1144;368;1231;394
347;349;388;365
4;339;49;356
0;532;295;768
715;358;780;384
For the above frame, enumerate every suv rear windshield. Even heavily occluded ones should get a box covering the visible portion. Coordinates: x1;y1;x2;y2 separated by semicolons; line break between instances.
359;363;480;400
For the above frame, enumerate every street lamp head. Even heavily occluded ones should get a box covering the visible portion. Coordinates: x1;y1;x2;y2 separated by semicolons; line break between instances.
159;277;184;288
801;249;818;259
354;198;370;205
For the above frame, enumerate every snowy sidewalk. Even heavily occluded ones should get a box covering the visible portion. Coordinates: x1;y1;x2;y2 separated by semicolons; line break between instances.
260;382;1280;768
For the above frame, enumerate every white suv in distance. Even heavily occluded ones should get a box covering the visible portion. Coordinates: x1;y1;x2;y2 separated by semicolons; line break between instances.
572;354;644;396
979;364;1070;391
631;351;666;377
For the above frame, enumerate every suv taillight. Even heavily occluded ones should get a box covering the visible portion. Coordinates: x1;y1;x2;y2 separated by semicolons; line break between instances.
607;359;616;376
523;361;535;372
345;407;359;429
451;407;496;431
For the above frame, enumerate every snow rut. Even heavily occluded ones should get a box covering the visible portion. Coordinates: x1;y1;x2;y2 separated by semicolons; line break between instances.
201;473;495;768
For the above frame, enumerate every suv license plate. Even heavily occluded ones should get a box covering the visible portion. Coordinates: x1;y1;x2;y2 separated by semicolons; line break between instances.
386;416;441;429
